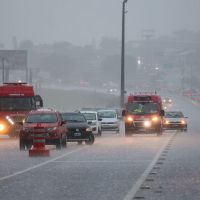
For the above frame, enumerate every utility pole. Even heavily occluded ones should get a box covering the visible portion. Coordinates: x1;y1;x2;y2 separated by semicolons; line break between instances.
120;0;128;108
2;57;4;83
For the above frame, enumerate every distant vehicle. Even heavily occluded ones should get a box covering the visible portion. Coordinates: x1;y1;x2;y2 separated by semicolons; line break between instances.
182;89;197;98
122;93;165;136
61;112;95;145
80;110;102;136
97;109;119;133
107;88;118;93
162;97;173;106
0;82;43;137
163;111;188;132
19;109;67;150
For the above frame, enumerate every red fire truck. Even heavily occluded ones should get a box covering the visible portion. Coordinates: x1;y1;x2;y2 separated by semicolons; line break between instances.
0;82;43;137
122;92;165;136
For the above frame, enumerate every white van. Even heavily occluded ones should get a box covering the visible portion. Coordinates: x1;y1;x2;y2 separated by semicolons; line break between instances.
97;109;119;133
80;111;102;136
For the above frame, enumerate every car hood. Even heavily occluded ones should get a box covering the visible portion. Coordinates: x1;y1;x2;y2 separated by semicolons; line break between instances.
101;118;118;123
24;123;58;128
66;122;89;129
164;117;184;122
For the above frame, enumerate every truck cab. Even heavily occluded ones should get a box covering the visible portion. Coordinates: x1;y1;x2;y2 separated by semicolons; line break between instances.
0;82;43;137
122;93;164;136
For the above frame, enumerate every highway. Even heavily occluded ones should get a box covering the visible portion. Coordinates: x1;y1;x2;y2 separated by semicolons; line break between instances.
0;94;199;200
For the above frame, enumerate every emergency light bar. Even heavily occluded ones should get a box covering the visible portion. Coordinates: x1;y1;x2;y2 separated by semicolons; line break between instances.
3;82;27;85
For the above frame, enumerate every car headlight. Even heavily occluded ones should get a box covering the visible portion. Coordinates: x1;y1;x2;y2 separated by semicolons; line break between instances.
127;116;134;122
47;127;57;132
0;123;5;132
86;127;92;132
152;116;159;122
6;116;15;125
144;120;151;128
164;120;170;124
181;120;186;124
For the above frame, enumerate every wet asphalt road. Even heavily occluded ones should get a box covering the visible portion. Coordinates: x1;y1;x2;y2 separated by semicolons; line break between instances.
0;95;199;200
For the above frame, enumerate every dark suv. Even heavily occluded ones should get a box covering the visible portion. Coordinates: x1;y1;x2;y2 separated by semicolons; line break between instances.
19;109;67;150
61;112;95;145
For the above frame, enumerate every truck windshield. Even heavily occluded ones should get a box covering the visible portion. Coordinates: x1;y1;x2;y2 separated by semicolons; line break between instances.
0;97;35;111
127;103;159;115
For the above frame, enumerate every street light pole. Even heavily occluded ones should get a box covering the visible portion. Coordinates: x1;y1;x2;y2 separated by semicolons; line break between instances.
120;0;128;108
2;57;5;83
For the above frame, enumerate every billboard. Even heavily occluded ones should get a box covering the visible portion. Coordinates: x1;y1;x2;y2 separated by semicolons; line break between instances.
0;50;27;69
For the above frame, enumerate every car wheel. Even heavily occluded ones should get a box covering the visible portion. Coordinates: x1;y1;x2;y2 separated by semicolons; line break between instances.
56;138;62;150
125;128;132;137
77;141;83;145
97;128;102;136
19;138;26;150
62;135;67;148
26;141;32;150
156;127;163;136
85;133;95;145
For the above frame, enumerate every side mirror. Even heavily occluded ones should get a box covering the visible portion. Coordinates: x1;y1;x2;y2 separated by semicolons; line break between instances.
122;110;126;116
88;121;92;125
160;110;165;116
61;120;66;125
35;95;43;108
98;118;102;121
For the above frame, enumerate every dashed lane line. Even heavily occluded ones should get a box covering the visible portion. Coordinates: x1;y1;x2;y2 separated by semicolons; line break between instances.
0;146;87;182
123;132;176;200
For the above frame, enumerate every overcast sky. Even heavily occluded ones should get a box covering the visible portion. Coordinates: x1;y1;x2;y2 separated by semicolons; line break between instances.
0;0;200;47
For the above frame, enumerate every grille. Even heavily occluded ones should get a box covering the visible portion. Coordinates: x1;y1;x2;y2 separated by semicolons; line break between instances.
101;122;115;124
134;121;144;128
10;115;25;123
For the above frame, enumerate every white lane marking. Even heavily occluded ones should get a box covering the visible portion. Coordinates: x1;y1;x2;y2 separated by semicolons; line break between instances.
52;159;151;163
123;133;176;200
0;146;87;182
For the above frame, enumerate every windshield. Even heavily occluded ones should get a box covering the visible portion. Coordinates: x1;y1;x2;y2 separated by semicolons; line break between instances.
62;113;86;122
165;112;184;118
0;97;35;111
26;113;58;123
127;103;159;115
82;113;96;120
98;111;117;118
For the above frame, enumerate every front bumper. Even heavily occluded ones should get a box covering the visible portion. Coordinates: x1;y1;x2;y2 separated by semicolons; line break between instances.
163;123;187;130
101;124;119;131
67;129;93;141
20;131;62;141
125;121;161;133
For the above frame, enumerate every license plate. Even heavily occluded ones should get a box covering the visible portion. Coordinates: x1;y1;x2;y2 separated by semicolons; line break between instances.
74;132;81;137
